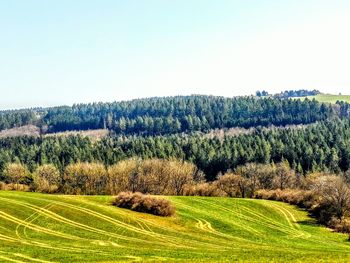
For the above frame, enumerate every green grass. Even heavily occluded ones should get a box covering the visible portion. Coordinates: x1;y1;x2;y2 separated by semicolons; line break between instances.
0;192;349;262
295;94;350;104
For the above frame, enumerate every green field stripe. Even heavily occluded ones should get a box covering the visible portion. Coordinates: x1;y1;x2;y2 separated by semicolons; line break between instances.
1;195;220;250
0;197;184;248
0;255;26;263
12;253;56;263
0;211;80;241
0;192;350;262
182;198;301;237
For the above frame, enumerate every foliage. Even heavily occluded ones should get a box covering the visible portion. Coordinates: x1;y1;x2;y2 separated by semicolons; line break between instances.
3;118;350;181
183;182;227;197
274;89;321;98
256;174;350;233
215;173;247;197
0;95;335;135
113;191;175;216
106;159;200;195
3;163;30;189
310;175;350;222
0;182;30;191
2;118;350;181
255;189;314;208
32;164;60;193
4;159;201;195
63;162;107;195
255;90;269;97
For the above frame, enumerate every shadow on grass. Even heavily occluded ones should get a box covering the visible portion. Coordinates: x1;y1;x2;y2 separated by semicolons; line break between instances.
297;219;319;227
299;217;350;242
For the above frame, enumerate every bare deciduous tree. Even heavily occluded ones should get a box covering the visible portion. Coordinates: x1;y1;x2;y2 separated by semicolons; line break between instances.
215;173;247;197
311;175;350;221
64;162;107;195
3;163;29;190
32;164;60;193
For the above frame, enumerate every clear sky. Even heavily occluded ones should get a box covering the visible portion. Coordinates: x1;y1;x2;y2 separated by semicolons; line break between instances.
1;0;350;109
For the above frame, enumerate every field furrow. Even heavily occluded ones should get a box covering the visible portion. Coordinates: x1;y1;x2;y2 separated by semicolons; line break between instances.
0;192;349;262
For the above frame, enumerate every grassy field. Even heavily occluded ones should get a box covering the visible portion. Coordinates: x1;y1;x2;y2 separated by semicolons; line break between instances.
296;94;350;104
0;192;349;262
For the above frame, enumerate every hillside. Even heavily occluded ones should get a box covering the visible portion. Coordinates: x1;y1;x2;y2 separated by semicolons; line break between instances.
44;129;109;141
0;125;40;138
0;191;349;262
0;95;336;136
296;94;350;104
1;118;350;179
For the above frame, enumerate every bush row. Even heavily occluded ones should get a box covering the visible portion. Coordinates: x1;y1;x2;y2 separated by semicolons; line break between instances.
255;175;350;235
0;159;201;195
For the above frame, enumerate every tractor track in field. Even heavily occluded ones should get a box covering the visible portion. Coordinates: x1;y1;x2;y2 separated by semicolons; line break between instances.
19;203;55;239
0;196;189;249
0;210;80;241
185;197;336;245
1;192;350;262
0;195;233;252
188;199;264;237
175;198;300;238
12;253;55;263
192;198;350;251
0;255;24;263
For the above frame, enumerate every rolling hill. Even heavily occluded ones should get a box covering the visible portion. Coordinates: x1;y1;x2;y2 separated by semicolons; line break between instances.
297;94;350;104
0;191;348;262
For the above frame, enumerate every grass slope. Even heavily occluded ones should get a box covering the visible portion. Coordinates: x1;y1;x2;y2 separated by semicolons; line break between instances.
296;94;350;104
0;192;348;262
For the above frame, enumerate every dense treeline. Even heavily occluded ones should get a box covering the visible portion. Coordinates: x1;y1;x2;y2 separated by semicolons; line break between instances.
274;89;321;98
1;159;200;196
0;109;39;130
256;89;321;98
43;96;334;134
1;119;350;180
0;96;336;135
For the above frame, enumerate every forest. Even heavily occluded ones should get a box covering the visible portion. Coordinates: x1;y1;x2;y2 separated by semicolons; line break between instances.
256;89;321;98
274;89;321;98
1;118;350;180
1;94;350;234
0;95;336;134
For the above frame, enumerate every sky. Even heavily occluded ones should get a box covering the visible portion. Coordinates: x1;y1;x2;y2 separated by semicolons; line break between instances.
1;0;350;109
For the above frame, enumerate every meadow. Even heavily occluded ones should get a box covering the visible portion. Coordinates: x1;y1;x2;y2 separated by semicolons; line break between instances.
0;191;349;262
297;94;350;103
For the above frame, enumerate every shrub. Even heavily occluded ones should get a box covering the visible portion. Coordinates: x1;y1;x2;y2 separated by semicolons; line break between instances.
328;218;350;234
215;173;247;197
113;192;175;217
182;183;226;197
255;189;314;208
0;182;29;191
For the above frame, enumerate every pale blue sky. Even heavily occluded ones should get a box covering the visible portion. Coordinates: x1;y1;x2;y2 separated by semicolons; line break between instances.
1;0;350;109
